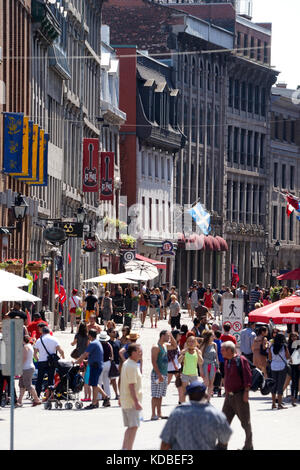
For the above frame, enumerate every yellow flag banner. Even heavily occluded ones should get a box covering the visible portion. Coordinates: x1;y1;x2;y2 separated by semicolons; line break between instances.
18;124;40;182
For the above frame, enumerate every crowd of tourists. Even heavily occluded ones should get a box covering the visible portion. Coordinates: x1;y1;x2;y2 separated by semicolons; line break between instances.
0;280;299;450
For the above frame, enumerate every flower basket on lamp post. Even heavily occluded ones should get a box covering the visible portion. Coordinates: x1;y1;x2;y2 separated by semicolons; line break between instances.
4;259;23;274
25;261;46;274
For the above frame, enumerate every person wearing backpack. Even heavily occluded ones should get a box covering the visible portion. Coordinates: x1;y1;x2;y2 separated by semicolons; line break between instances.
219;341;253;450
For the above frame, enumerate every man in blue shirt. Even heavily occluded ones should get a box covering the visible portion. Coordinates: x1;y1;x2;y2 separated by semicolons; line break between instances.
74;329;108;409
160;381;232;450
240;322;256;362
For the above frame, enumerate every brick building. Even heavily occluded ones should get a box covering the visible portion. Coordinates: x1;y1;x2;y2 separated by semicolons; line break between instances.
0;0;33;266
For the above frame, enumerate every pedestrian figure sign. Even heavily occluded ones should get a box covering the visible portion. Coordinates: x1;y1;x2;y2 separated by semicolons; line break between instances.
222;299;243;345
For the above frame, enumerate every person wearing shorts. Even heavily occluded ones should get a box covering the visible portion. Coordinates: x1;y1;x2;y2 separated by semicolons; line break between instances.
151;330;178;420
73;329;109;409
17;336;41;407
178;335;204;402
149;288;161;328
120;344;143;451
139;293;149;328
84;290;99;323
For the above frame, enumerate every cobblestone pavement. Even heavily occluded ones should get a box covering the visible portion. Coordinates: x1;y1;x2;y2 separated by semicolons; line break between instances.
0;311;300;450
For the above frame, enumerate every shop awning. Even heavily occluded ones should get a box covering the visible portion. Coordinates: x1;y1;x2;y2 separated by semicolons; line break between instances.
177;234;228;252
135;253;166;270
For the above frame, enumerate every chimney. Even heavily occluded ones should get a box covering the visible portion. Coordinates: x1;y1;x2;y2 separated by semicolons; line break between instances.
276;82;288;89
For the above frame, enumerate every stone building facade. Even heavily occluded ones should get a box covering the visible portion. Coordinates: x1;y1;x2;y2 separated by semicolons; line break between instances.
268;84;300;286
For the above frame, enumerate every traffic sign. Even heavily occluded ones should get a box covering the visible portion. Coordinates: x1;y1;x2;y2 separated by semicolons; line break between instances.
222;298;244;345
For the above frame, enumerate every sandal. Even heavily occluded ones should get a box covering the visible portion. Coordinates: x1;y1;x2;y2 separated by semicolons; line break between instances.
32;402;41;407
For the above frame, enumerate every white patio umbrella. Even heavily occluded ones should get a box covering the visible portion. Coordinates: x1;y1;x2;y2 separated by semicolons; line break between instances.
83;274;119;283
0;269;31;287
0;284;41;302
125;260;159;281
83;273;136;284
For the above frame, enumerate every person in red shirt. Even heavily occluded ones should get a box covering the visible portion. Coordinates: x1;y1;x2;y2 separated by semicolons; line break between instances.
27;313;49;340
220;324;237;345
218;341;253;450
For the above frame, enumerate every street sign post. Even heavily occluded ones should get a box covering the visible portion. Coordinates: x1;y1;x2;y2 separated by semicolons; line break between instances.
2;319;24;450
222;298;244;345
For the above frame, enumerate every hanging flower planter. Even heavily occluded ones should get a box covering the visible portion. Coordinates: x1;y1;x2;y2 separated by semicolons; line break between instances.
25;261;46;274
4;259;23;274
119;235;136;249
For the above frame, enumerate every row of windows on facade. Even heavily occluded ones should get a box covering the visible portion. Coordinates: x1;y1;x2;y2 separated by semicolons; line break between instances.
236;32;269;64
141;153;172;181
143;88;178;129
227;126;265;169
183;104;220;147
229;79;267;117
273;115;297;144
273;206;295;242
273;162;296;191
226;180;264;226
178;56;221;94
141;197;172;234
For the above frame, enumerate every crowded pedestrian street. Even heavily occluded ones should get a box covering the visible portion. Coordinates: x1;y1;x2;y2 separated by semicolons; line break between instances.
1;307;300;451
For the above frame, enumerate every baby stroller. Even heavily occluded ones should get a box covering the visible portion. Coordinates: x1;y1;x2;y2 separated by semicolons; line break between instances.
44;360;84;410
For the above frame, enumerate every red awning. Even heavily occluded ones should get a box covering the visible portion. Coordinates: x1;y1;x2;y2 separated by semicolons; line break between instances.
215;236;229;252
277;268;300;281
203;236;214;251
135;253;166;270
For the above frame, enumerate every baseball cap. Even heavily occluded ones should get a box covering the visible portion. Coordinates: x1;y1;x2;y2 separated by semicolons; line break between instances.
185;380;206;395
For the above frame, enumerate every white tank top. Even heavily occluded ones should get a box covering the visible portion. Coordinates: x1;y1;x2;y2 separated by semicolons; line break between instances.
23;344;35;370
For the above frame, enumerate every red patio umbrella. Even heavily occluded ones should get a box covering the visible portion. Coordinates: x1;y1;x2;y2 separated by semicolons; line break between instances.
277;268;300;280
249;296;300;324
279;295;300;314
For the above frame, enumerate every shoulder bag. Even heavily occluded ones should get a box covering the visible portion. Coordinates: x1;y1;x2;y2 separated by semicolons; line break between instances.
278;350;292;377
40;336;60;368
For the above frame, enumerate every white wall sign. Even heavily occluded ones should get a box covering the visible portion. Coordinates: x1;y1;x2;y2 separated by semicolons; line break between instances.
222;298;244;345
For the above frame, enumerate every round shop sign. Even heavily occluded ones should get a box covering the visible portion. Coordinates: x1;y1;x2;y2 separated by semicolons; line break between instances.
161;240;175;255
123;251;135;263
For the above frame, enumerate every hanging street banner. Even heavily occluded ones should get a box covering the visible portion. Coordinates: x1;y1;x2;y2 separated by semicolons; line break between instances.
100;152;114;201
83;138;99;193
29;132;49;187
3;112;24;174
222;298;244;345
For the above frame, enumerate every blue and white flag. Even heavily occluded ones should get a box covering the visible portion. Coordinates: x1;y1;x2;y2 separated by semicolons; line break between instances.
188;203;211;235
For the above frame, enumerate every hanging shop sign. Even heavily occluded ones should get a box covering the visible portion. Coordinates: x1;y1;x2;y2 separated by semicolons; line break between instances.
58;222;84;238
82;138;99;193
100;152;114;201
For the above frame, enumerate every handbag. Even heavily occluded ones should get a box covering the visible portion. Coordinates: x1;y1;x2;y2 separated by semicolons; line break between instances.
108;360;120;378
40;337;60;368
278;351;292;377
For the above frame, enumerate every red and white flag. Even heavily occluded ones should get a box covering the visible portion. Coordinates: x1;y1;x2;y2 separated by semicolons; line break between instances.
286;194;299;216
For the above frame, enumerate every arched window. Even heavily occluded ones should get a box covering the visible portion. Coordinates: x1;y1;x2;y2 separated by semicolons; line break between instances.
184;55;188;84
215;65;219;94
200;60;204;88
207;62;211;91
192;57;196;87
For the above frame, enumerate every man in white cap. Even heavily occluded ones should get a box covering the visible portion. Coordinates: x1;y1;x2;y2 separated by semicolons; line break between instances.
160;380;232;450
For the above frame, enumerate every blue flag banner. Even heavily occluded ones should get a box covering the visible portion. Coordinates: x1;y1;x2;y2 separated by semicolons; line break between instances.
188;203;211;235
3;112;24;174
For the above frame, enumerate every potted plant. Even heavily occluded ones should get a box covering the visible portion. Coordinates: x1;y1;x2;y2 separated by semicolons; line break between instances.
119;234;136;249
4;258;23;273
25;260;46;274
